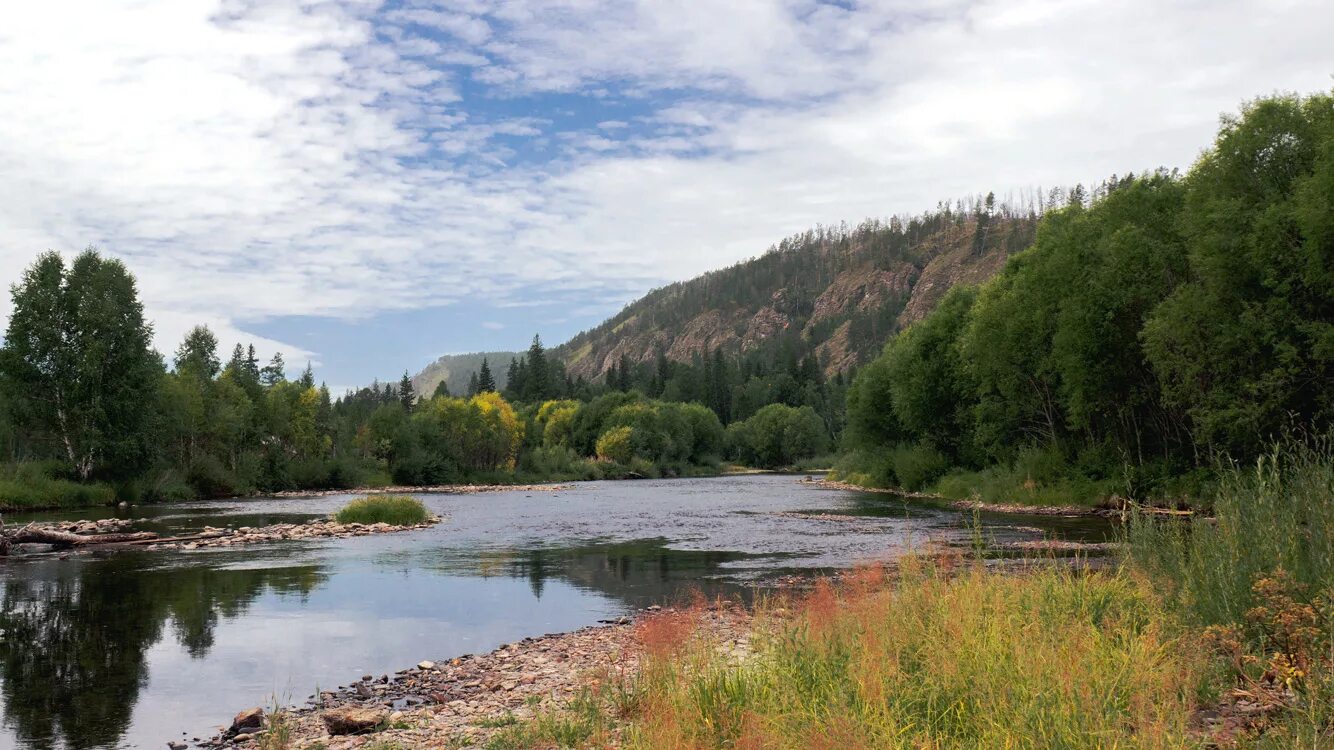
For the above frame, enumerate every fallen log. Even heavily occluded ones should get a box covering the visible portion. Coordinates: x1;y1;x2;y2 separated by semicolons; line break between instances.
8;525;159;548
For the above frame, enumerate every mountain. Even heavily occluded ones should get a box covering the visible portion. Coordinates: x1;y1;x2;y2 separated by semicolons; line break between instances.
554;208;1036;380
416;202;1038;392
411;350;520;399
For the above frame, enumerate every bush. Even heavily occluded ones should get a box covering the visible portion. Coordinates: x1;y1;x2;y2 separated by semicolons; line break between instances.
186;454;244;498
595;426;635;464
890;442;950;491
727;404;829;469
333;495;430;525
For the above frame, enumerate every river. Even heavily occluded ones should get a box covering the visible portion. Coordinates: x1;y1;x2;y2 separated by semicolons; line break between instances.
0;475;1113;750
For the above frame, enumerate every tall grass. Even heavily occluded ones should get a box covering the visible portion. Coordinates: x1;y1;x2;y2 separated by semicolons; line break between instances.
333;495;430;525
1128;442;1334;744
0;462;116;511
626;561;1201;749
1129;442;1334;627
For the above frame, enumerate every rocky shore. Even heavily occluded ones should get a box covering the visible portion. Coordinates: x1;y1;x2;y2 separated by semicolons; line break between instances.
191;604;751;750
270;483;574;499
144;516;441;551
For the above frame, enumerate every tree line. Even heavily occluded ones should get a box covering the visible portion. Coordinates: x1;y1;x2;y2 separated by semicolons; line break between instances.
840;92;1333;505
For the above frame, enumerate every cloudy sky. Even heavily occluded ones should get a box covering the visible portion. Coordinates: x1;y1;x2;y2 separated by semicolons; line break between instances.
1;0;1329;390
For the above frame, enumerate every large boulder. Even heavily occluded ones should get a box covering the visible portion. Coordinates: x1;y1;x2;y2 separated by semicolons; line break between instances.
322;706;387;735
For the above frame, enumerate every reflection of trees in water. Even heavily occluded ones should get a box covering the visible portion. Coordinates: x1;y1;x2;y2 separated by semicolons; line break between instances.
478;539;750;608
0;556;324;750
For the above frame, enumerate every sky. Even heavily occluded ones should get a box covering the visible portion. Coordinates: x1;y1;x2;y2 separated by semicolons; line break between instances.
0;0;1330;392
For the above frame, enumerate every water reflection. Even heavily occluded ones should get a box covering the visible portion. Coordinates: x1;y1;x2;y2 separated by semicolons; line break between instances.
0;476;1115;750
0;557;324;750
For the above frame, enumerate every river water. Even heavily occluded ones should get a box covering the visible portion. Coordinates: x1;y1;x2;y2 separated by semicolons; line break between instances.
0;475;1113;750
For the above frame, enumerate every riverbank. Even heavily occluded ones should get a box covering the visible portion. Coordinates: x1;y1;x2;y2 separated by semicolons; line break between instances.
195;603;752;750
807;477;1125;517
191;557;1310;750
1;514;440;557
270;483;574;499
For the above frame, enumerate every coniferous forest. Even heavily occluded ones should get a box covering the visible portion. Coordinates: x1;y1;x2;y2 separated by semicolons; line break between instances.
0;91;1330;512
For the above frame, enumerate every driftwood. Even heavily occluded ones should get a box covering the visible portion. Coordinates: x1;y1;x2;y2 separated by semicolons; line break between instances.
0;518;159;555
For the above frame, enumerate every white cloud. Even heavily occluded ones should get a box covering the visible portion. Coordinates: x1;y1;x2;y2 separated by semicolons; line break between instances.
0;0;1330;373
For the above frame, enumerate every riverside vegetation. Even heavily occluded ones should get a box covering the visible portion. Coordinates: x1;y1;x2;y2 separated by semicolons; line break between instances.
837;92;1333;510
454;445;1330;749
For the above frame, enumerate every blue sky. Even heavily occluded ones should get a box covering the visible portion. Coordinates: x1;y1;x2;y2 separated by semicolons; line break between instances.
1;0;1330;392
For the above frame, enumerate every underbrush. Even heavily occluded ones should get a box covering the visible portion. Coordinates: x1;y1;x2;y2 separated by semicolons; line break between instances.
1130;442;1334;743
0;462;116;511
333;495;430;525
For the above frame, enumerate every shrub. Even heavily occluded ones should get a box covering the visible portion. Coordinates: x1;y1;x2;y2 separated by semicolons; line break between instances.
595;426;635;464
727;404;829;469
889;442;949;491
333;495;430;525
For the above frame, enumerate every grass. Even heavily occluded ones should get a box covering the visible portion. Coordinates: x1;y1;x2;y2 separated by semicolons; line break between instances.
1129;441;1334;743
333;494;431;525
483;689;609;749
0;462;116;511
624;561;1201;749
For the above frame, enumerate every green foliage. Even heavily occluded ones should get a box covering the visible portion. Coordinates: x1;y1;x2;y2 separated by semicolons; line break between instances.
841;91;1334;504
0;462;116;510
1143;93;1334;455
726;403;829;469
0;248;161;481
333;495;430;526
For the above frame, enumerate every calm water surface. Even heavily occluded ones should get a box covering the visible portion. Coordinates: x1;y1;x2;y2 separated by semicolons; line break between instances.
0;475;1113;750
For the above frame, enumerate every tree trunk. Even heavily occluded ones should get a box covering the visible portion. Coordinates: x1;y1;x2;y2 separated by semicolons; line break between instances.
8;526;158;548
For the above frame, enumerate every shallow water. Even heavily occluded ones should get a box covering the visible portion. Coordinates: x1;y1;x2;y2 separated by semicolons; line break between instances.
0;475;1114;750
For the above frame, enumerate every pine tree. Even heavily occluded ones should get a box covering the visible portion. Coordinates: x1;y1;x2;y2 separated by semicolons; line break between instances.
298;362;315;389
398;371;415;410
261;353;286;386
432;379;451;399
466;371;479;397
478;358;496;393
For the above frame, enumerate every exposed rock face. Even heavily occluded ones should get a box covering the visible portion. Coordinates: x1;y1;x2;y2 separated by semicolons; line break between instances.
414;215;1034;386
898;223;1013;327
321;707;388;735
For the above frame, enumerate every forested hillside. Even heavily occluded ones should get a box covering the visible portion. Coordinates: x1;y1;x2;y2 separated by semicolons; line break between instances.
411;351;519;399
553;204;1038;381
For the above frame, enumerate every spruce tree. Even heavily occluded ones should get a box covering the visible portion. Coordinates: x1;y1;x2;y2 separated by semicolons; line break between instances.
466;371;479;397
432;379;451;399
478;358;496;393
299;362;315;390
525;335;549;402
261;353;286;386
398;371;415;410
